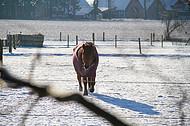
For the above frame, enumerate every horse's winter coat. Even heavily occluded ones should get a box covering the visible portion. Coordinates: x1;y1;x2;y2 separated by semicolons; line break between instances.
72;42;99;78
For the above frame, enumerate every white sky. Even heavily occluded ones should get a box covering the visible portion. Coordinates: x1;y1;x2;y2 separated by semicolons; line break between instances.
86;0;94;5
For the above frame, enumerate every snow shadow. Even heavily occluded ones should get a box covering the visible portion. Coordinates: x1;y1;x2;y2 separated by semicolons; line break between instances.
3;53;72;57
99;54;190;58
93;93;160;115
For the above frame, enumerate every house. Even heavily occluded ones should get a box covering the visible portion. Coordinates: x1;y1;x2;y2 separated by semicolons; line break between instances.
75;6;93;19
85;7;102;19
125;0;189;19
113;0;130;18
170;0;190;19
97;0;130;19
72;0;92;19
154;0;190;19
125;0;145;18
147;0;168;19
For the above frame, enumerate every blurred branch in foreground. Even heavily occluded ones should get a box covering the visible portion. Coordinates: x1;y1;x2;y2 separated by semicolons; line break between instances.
0;68;130;126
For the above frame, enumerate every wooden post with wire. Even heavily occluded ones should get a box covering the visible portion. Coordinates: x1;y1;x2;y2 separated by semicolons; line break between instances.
103;32;105;41
161;35;164;48
151;33;153;46
115;35;117;48
67;35;69;48
60;32;62;41
76;35;78;45
13;35;16;49
92;33;95;45
9;35;12;53
0;39;3;65
138;38;142;54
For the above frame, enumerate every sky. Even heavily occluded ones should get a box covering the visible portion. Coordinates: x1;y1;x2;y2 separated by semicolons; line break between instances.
86;0;94;5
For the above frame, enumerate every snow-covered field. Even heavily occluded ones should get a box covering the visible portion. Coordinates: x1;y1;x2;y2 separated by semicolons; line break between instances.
0;20;190;126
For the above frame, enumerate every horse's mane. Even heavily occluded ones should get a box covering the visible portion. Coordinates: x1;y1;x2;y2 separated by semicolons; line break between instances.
82;42;95;56
80;42;96;68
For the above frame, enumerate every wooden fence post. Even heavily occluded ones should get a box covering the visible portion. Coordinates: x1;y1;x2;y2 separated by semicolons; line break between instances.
60;32;62;41
153;33;155;42
9;35;12;53
138;38;142;54
67;35;69;48
92;33;95;45
103;32;105;41
0;39;3;65
151;33;153;46
76;35;78;45
115;35;117;48
161;35;163;48
13;35;16;49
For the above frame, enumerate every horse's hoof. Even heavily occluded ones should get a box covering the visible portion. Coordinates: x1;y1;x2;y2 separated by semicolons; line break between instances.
90;88;94;93
90;87;94;93
79;87;83;92
83;91;88;96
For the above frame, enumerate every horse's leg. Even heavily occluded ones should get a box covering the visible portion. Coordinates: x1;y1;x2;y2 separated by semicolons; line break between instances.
83;77;88;95
89;77;95;93
88;77;91;90
77;72;82;92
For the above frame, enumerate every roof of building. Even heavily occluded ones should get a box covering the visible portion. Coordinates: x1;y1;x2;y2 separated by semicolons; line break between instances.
139;0;155;10
159;0;178;10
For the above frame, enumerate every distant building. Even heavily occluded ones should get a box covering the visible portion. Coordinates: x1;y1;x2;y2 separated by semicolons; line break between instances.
0;0;189;20
125;0;145;18
147;0;167;20
75;6;93;19
124;0;190;19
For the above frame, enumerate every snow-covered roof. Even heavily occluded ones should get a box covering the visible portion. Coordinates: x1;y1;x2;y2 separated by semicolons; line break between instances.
84;0;187;11
159;0;178;10
87;0;130;10
79;0;90;7
99;7;108;12
138;0;155;10
76;6;93;15
114;0;130;10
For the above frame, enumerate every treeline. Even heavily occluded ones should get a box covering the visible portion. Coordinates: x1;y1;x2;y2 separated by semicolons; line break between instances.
0;0;81;19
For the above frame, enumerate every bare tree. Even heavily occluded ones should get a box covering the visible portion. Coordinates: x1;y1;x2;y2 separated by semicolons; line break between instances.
160;11;188;40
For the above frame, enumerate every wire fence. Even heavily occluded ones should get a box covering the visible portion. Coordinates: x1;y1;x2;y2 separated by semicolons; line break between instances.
1;32;190;125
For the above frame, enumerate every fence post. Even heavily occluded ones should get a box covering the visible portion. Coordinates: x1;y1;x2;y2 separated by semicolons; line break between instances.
60;32;62;41
138;38;142;54
67;35;69;48
103;32;105;41
13;35;16;49
92;33;95;45
161;35;163;48
76;35;78;45
9;35;12;53
153;33;155;42
115;35;117;48
0;39;3;65
151;33;153;46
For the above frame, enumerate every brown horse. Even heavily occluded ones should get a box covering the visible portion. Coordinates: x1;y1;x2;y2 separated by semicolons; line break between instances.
73;42;99;95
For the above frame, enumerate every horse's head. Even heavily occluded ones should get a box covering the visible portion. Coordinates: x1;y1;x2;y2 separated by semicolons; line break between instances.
81;42;96;69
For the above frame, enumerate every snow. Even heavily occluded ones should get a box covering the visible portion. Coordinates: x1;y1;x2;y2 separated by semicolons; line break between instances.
87;0;130;10
0;20;190;126
79;0;91;7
